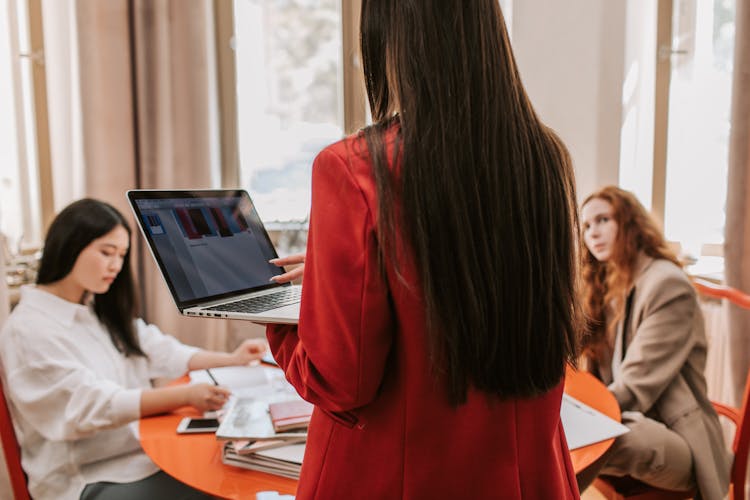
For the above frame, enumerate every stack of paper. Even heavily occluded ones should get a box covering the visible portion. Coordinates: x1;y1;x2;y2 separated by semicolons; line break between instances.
222;441;305;480
190;365;311;478
230;438;306;455
217;395;309;479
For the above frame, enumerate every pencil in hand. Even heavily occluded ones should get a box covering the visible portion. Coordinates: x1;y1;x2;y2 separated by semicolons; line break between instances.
206;369;219;386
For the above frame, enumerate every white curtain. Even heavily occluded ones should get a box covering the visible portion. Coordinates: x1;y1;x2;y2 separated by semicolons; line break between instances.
40;0;85;213
703;299;733;405
724;0;750;406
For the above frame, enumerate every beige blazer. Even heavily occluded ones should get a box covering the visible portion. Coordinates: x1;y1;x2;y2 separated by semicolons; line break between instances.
608;255;731;500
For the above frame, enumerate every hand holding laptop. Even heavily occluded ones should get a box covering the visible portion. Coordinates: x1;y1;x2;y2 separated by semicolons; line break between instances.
269;253;305;284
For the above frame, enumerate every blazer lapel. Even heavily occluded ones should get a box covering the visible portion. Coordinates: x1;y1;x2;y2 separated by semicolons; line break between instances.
611;253;654;379
611;291;632;378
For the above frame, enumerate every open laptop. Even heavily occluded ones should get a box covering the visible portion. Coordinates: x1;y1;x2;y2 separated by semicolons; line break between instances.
127;189;300;324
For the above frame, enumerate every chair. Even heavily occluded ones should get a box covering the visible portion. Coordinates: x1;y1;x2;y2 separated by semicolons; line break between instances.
0;247;27;498
592;476;693;500
592;279;750;500
0;379;30;499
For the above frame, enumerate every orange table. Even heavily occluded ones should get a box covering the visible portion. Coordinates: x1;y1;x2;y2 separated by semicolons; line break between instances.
140;404;297;499
566;365;621;472
141;366;619;499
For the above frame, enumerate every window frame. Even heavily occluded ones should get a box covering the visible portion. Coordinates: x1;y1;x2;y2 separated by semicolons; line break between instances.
650;0;673;231
3;0;53;249
652;0;735;255
217;0;367;198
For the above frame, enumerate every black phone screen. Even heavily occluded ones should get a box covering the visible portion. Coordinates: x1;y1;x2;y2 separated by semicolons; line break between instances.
187;418;220;429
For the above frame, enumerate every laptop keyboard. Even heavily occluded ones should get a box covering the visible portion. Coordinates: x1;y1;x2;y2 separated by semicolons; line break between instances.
205;288;301;314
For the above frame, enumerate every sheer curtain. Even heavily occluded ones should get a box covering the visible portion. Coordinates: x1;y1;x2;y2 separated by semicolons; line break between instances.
703;299;733;404
43;0;264;350
131;0;265;348
724;0;750;407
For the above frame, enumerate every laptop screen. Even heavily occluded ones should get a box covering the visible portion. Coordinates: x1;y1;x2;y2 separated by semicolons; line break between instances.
127;190;286;308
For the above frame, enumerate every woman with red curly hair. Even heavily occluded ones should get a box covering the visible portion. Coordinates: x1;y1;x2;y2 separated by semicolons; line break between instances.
577;186;729;499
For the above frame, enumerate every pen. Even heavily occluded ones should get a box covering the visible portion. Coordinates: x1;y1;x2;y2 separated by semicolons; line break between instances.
206;369;219;386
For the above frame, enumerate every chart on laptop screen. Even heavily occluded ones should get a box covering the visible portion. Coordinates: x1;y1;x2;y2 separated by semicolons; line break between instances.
135;196;279;302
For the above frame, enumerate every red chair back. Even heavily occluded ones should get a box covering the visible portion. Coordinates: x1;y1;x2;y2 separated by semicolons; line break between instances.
694;278;750;500
693;278;750;309
0;379;30;499
711;369;750;500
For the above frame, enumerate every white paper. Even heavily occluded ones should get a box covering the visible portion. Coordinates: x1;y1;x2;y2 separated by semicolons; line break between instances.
261;351;279;366
189;365;278;390
216;397;277;440
255;443;305;464
223;441;305;480
560;394;629;450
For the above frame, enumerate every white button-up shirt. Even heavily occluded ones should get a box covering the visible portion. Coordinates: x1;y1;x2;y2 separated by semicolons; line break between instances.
0;286;200;500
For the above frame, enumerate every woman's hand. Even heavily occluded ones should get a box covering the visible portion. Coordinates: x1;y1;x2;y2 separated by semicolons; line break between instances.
185;383;231;412
230;338;268;365
142;383;232;416
269;253;305;284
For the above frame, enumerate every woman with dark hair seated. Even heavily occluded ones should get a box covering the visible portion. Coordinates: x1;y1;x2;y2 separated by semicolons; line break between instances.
577;186;730;499
0;198;267;500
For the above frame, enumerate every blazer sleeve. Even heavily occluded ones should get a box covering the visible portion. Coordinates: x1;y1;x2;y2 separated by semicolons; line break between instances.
609;272;700;413
267;146;393;412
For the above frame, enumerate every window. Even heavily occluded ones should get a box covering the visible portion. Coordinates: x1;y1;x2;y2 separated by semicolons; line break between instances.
618;0;734;266
233;0;345;228
0;0;25;254
663;0;734;257
0;0;47;257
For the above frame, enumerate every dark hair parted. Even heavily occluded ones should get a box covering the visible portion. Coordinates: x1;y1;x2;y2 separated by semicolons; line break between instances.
360;0;581;404
37;198;145;357
579;186;679;363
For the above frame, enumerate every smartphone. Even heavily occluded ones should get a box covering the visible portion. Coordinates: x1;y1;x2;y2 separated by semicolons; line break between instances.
176;417;220;434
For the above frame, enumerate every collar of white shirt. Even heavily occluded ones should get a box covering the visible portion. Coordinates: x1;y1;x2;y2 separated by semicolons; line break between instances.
19;285;90;329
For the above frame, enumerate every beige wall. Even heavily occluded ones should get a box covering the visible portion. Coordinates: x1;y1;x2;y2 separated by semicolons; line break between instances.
511;0;628;202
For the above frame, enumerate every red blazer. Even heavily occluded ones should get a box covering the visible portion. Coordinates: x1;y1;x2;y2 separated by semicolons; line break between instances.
267;130;579;499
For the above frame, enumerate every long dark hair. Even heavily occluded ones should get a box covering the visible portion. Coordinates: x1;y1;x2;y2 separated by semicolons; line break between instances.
37;199;145;357
360;0;580;404
579;186;679;364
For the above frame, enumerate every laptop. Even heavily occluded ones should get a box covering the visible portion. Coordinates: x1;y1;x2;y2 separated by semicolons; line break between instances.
127;189;300;324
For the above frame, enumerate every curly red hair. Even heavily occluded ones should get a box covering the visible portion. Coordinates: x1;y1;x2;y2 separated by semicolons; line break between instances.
579;186;679;366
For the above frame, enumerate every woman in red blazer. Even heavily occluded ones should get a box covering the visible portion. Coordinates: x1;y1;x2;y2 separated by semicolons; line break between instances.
266;1;582;498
